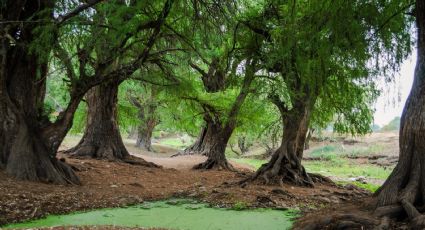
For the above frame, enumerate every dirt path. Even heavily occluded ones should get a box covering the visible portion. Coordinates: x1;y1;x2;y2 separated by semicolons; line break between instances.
137;154;255;171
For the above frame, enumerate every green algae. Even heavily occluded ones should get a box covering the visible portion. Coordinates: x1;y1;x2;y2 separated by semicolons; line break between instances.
4;199;297;230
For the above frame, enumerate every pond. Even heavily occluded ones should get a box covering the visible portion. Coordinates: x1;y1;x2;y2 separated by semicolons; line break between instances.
4;199;297;230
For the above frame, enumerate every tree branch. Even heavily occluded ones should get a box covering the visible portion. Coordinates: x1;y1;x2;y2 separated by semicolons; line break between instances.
56;0;104;24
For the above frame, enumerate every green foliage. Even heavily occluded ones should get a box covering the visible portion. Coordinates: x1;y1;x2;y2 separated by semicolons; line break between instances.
35;0;413;164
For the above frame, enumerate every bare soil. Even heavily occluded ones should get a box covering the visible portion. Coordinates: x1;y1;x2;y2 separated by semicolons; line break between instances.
0;152;369;227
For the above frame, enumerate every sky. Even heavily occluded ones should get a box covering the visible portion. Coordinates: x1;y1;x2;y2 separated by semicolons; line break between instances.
373;50;417;126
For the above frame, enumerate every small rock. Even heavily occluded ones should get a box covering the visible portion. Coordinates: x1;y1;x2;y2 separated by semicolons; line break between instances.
110;184;118;188
198;186;207;193
129;182;143;188
316;196;331;203
271;188;293;197
188;192;198;197
256;196;275;205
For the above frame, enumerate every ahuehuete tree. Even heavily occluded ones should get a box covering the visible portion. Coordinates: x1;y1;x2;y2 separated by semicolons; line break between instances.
127;83;161;152
373;0;425;228
296;1;425;229
0;0;108;184
244;0;412;186
191;56;260;170
64;0;172;163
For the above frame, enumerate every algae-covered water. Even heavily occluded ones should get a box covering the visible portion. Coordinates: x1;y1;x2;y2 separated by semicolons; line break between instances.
4;199;297;230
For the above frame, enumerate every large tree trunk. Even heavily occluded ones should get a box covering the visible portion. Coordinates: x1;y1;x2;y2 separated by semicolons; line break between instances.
181;120;222;155
128;87;159;152
66;81;157;166
136;115;157;151
193;59;257;170
248;97;317;187
0;1;80;184
373;2;425;228
181;57;229;156
67;82;125;159
67;81;129;159
192;120;235;170
182;126;209;155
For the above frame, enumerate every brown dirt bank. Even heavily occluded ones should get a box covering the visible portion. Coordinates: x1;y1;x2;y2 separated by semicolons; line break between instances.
0;154;369;228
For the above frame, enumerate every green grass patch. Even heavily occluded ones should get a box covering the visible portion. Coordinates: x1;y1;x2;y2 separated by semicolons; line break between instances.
304;160;392;180
308;144;384;159
231;158;266;169
232;157;392;181
232;201;249;210
159;138;188;148
343;144;384;158
337;181;381;193
351;182;380;192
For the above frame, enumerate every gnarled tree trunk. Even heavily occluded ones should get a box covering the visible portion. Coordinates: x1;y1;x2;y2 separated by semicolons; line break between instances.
66;81;157;166
192;120;235;170
374;2;425;228
182;126;209;155
67;81;129;159
179;57;229;156
248;96;317;187
136;114;157;151
181;121;223;155
0;1;81;184
128;88;159;152
193;59;257;170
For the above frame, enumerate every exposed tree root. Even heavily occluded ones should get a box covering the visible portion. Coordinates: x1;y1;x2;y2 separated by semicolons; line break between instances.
63;147;159;168
193;158;235;171
64;143;128;160
122;155;160;168
6;152;80;185
242;152;315;187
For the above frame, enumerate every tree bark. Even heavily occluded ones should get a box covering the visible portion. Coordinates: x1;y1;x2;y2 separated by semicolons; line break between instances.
248;96;317;187
135;111;157;152
66;81;130;159
193;59;257;170
192;120;235;170
128;87;159;152
304;128;314;150
182;126;209;155
66;81;157;166
179;57;228;156
0;1;84;184
373;2;425;228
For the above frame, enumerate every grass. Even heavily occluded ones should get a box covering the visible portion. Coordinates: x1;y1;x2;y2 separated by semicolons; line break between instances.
308;144;385;159
232;201;249;210
231;158;266;169
304;160;392;180
159;138;188;148
232;157;392;181
336;181;381;193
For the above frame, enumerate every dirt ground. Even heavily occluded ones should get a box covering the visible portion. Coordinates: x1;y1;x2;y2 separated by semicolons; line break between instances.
0;151;370;228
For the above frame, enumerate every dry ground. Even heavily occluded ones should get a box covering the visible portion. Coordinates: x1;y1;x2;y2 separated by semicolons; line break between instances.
0;153;369;227
1;132;398;229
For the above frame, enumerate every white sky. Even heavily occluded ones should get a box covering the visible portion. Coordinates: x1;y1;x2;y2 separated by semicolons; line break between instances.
373;50;417;126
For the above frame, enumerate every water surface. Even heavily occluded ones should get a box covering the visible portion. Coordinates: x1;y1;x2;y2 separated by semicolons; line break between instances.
5;199;296;230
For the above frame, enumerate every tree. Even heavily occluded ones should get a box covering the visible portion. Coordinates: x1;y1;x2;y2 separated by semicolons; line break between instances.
0;0;105;184
65;0;173;161
374;1;425;228
128;84;160;152
296;2;425;229
245;0;412;186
